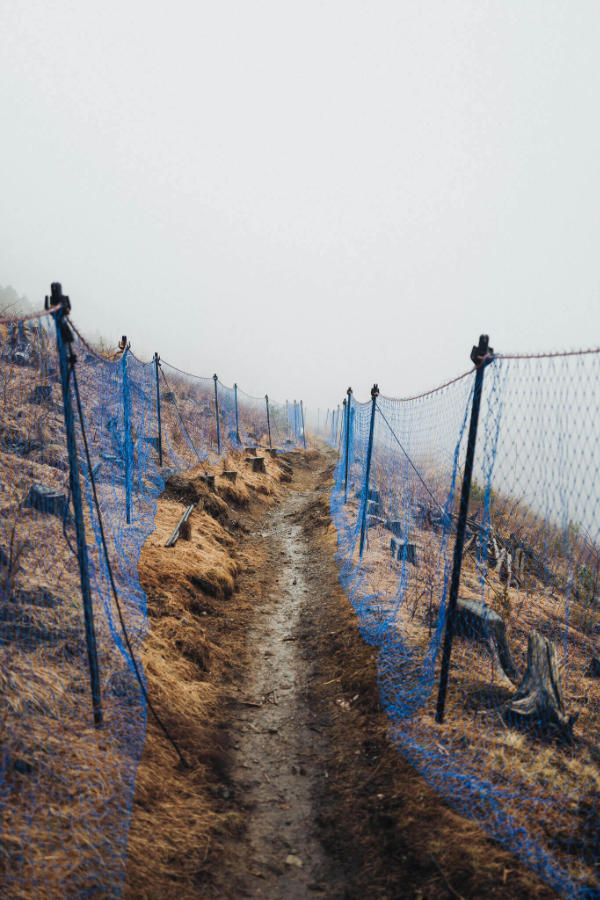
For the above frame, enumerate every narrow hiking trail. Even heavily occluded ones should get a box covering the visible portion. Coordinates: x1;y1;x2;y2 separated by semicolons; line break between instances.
224;463;344;897
130;447;558;899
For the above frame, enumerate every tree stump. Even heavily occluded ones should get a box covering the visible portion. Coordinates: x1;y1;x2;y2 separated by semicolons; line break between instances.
30;384;52;405
386;520;404;537
23;484;69;520
390;538;417;566
199;473;215;490
455;597;518;683
269;449;279;458
223;470;237;482
246;456;265;473
245;447;257;456
505;630;576;737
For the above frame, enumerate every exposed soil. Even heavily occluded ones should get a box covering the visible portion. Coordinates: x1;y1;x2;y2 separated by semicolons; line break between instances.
127;446;558;899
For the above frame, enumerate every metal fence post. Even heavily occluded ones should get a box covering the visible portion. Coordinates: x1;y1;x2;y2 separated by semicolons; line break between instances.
300;400;306;448
48;283;103;727
435;335;493;724
344;387;353;502
153;352;163;466
265;394;272;449
293;400;298;442
359;384;379;558
234;382;240;444
121;341;132;525
213;374;221;453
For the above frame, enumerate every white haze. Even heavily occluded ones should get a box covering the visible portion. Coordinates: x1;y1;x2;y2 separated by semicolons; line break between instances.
1;1;599;412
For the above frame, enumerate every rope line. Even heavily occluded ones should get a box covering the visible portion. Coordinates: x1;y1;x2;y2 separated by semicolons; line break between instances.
375;403;442;511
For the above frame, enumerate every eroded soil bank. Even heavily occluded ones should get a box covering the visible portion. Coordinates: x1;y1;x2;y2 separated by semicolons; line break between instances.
127;447;556;899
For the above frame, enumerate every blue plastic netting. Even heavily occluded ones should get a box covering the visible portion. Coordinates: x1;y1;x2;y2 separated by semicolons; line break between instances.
0;309;304;897
328;350;600;898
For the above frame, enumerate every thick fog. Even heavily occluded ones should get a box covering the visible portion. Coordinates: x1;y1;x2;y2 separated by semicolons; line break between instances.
1;1;599;411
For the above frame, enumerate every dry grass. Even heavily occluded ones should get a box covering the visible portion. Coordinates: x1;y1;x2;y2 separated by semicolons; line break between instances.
0;325;302;898
333;465;600;892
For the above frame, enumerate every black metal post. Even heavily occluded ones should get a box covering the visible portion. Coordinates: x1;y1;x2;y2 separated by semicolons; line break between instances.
122;345;132;524
153;353;163;466
49;284;103;727
213;374;221;453
300;400;306;448
234;382;240;444
265;394;272;449
359;384;379;559
344;387;352;502
435;335;493;724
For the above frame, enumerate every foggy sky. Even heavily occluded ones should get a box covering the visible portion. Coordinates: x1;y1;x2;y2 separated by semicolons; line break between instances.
1;1;599;411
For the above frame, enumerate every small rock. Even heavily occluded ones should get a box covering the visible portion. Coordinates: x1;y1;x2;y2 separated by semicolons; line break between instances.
285;854;303;868
291;765;297;775
292;578;297;585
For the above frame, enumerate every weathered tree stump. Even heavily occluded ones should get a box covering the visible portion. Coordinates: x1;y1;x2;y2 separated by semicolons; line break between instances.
386;520;404;537
246;456;265;473
504;630;576;736
245;447;257;456
455;597;518;683
367;499;381;517
199;473;215;490
23;484;69;520
269;449;279;458
222;470;238;482
30;384;52;405
390;538;417;566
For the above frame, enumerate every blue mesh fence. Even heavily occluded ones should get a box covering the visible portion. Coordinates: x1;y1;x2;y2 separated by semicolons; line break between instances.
0;301;305;898
330;348;600;897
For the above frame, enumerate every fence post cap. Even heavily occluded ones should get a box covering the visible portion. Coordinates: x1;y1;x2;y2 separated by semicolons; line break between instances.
470;335;494;367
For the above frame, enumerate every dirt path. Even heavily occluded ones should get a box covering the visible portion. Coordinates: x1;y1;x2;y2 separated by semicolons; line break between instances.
212;449;557;900
225;472;343;897
130;447;557;899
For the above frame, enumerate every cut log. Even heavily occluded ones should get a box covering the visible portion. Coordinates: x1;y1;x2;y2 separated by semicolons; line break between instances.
245;456;265;473
504;630;576;737
455;597;518;683
390;538;417;566
165;504;195;547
